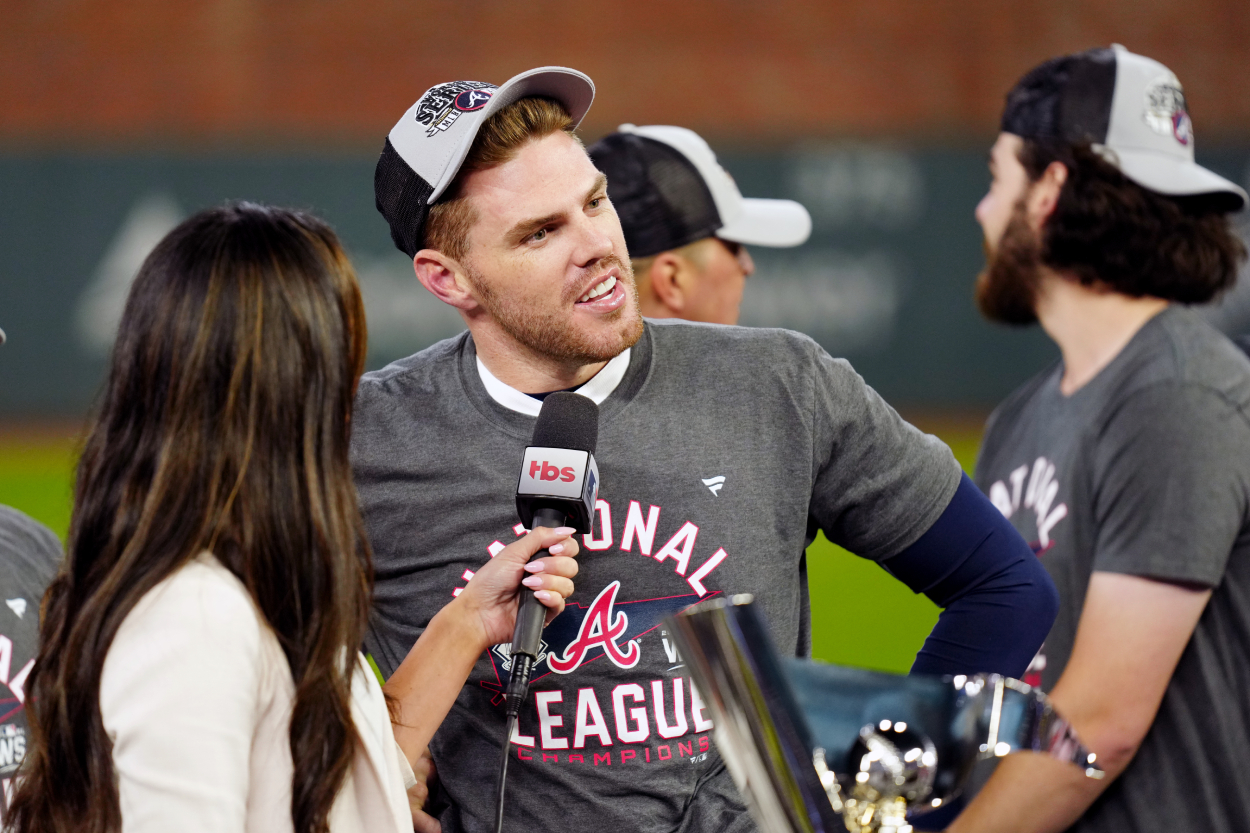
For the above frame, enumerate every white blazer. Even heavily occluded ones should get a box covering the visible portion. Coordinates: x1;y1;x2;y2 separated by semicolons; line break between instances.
100;553;416;833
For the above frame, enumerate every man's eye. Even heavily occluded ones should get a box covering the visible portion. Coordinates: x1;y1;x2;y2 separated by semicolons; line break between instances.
531;228;548;242
589;197;603;209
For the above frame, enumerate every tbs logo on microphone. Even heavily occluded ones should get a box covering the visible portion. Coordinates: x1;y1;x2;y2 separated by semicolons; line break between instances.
529;460;578;483
516;446;599;533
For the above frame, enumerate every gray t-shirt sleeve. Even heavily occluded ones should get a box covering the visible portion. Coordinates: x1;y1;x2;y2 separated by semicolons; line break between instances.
1092;382;1250;585
0;505;62;585
805;344;963;561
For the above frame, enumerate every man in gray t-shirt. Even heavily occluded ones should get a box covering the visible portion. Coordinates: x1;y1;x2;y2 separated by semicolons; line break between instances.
355;321;961;832
361;68;1056;833
950;47;1250;833
0;506;60;816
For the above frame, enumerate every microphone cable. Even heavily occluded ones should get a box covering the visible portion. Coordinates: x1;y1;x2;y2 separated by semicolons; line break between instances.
495;711;519;833
495;654;534;833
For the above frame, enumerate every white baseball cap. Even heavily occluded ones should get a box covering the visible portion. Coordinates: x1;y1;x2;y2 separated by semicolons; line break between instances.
375;67;596;256
588;124;812;257
1001;44;1246;210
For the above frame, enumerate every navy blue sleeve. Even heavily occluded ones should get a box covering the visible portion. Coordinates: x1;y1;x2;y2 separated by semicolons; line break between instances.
882;473;1058;679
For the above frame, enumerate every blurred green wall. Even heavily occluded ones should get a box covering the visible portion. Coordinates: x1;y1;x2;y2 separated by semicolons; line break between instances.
0;420;982;673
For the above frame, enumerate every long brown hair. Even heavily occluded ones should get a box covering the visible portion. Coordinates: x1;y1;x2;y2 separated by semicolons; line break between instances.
8;203;372;833
1019;140;1246;302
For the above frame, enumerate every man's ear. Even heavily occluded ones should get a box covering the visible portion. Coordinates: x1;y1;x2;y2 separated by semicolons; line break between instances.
1027;161;1068;230
647;252;690;314
413;249;479;311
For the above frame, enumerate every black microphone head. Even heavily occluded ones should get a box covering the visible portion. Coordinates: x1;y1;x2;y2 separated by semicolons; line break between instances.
531;392;598;453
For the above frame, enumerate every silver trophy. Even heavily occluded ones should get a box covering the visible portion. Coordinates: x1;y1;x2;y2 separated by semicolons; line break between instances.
666;595;1104;833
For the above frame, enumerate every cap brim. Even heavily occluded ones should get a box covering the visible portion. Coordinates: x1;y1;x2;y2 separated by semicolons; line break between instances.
428;66;595;202
717;198;812;248
1111;147;1247;211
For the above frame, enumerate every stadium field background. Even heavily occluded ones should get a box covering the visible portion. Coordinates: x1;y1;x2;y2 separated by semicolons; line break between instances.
0;416;982;674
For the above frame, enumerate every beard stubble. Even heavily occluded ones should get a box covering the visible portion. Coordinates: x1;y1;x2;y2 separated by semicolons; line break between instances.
975;198;1045;326
467;255;645;364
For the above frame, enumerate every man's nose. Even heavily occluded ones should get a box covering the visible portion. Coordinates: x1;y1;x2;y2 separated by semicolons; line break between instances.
575;216;616;268
738;246;755;278
975;194;991;226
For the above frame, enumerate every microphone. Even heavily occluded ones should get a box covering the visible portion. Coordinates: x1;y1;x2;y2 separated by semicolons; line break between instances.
504;392;599;720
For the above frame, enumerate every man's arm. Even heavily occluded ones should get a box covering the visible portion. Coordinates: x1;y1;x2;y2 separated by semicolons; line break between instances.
947;571;1211;833
884;473;1059;678
796;342;1057;676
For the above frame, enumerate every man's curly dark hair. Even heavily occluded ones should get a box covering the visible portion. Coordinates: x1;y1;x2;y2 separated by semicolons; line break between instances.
1019;140;1246;304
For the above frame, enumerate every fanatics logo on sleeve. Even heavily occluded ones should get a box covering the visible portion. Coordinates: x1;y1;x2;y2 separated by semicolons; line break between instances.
701;476;725;497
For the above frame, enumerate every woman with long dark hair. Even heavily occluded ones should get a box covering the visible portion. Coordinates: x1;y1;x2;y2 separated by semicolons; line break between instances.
5;202;579;833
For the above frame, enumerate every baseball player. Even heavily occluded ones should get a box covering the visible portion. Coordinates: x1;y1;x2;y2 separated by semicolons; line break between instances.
586;125;811;325
356;67;1057;833
950;46;1250;833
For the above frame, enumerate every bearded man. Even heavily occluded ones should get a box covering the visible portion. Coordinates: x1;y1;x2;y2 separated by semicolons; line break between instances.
352;67;1058;833
950;46;1250;833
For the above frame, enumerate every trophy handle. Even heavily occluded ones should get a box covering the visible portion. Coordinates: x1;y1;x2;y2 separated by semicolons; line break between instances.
958;674;1104;778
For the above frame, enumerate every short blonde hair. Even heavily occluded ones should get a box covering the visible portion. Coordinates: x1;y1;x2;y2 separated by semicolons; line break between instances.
426;97;578;262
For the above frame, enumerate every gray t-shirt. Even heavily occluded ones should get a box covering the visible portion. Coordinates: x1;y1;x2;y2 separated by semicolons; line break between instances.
352;320;961;833
975;306;1250;833
0;506;61;813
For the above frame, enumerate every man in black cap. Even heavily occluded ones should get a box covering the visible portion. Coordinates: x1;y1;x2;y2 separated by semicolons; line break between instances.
951;45;1250;833
357;66;1058;833
587;125;811;325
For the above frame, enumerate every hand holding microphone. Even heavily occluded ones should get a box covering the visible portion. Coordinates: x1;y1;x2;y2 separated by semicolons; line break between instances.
451;525;580;648
506;392;599;715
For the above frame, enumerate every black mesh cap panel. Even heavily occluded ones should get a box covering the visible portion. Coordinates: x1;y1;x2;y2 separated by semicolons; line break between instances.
375;137;435;258
588;133;722;259
1057;48;1116;144
1001;47;1116;144
1001;55;1074;140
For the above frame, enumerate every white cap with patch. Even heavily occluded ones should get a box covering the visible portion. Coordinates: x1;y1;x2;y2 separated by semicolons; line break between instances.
617;124;812;249
375;67;596;257
1002;44;1246;211
1099;45;1245;206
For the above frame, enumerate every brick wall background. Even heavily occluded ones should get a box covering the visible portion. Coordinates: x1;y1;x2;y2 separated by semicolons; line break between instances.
3;0;1248;148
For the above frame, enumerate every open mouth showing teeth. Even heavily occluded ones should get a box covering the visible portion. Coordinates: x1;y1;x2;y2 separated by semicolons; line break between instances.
577;275;617;303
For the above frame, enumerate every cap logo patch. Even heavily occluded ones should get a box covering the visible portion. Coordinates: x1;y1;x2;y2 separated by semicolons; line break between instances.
414;80;496;138
453;89;493;112
1143;73;1192;146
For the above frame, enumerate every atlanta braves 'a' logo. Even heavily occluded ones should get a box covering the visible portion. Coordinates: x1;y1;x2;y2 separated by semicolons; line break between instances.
478;584;713;705
549;581;640;674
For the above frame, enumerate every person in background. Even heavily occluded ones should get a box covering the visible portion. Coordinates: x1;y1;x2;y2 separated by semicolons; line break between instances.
587;124;811;324
5;202;580;833
0;504;61;818
0;325;65;819
952;45;1250;833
